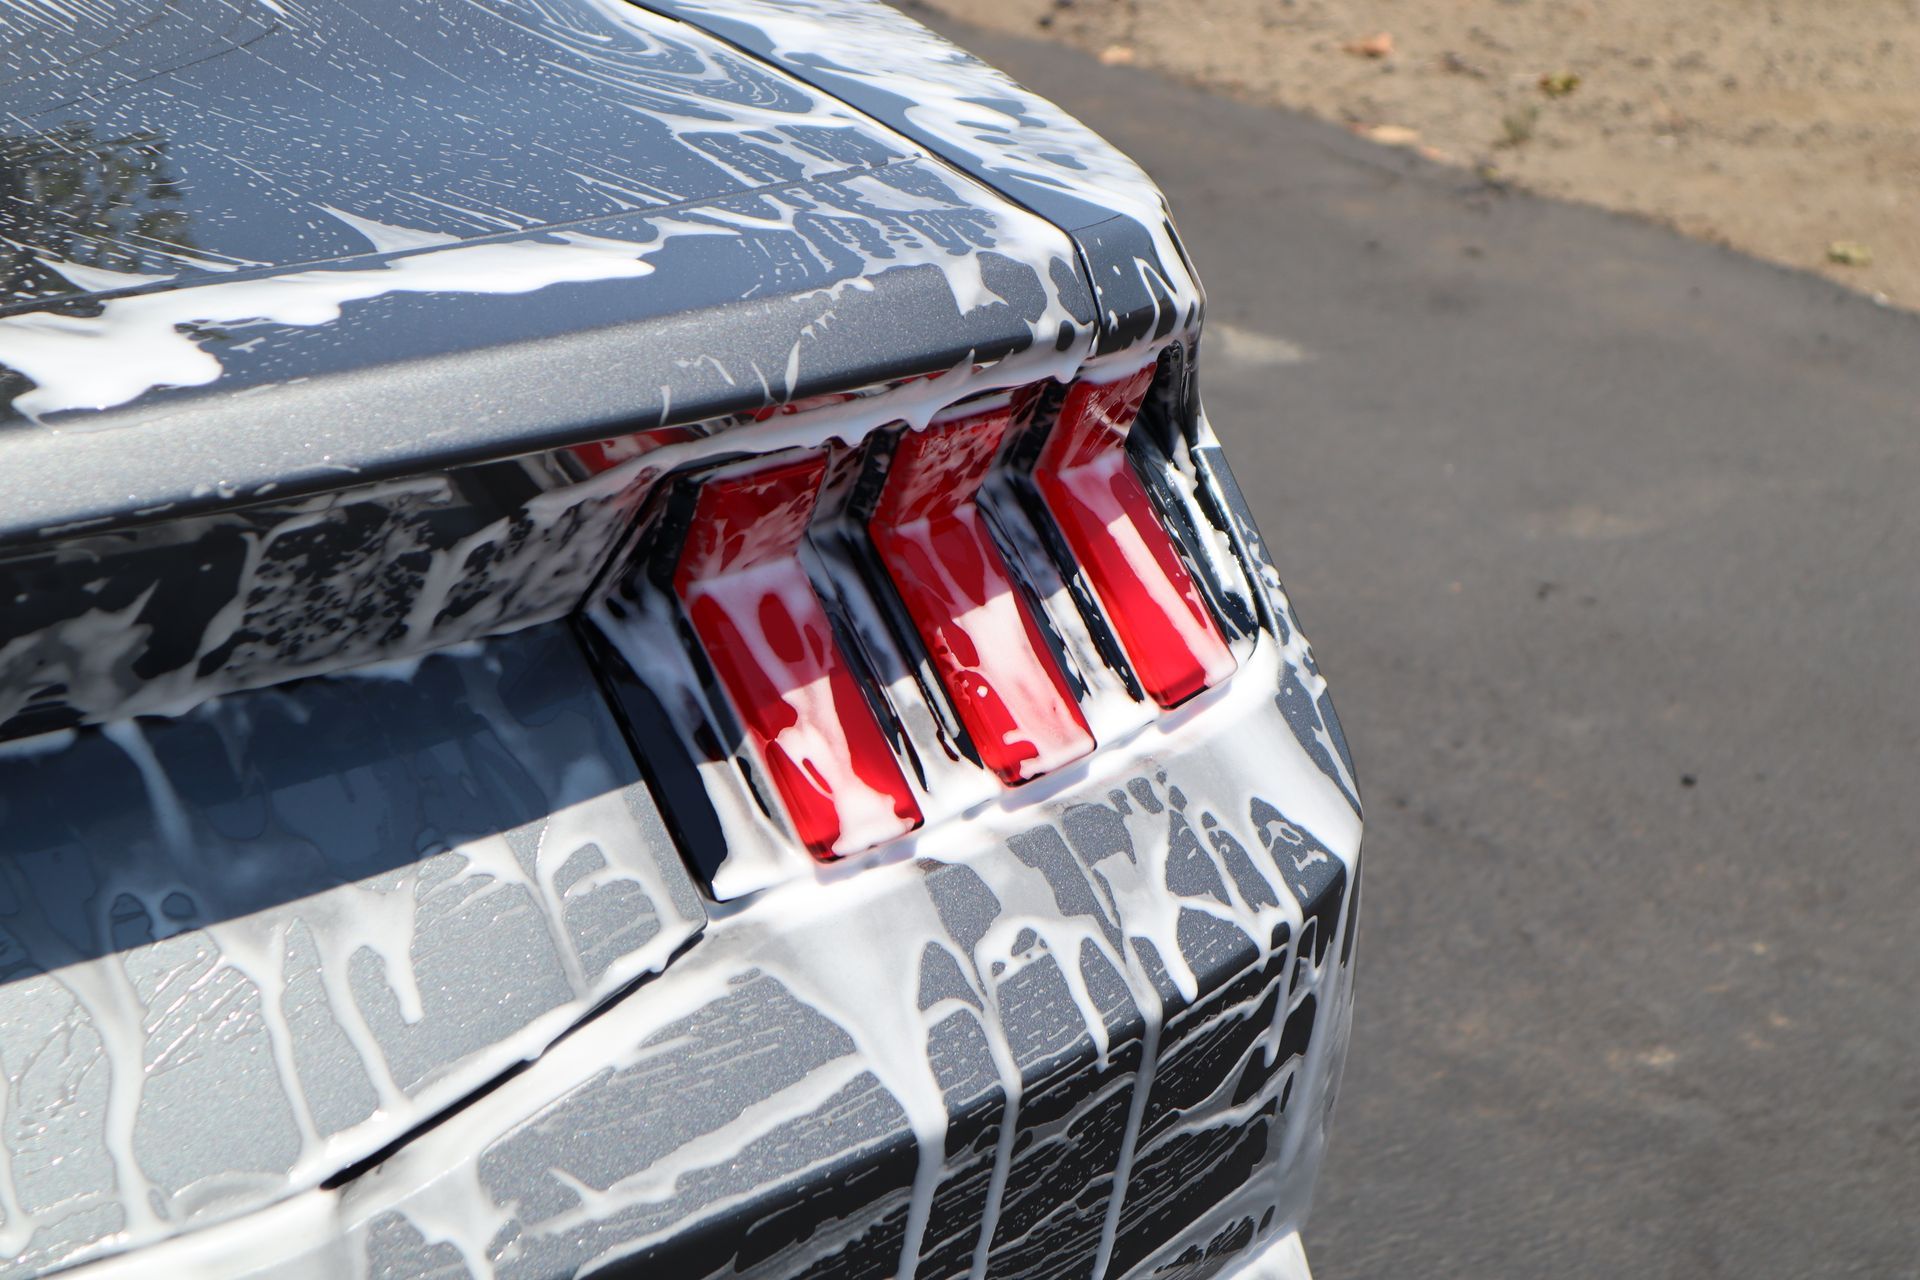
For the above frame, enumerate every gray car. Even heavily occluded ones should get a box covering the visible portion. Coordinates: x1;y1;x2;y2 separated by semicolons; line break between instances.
0;1;1361;1276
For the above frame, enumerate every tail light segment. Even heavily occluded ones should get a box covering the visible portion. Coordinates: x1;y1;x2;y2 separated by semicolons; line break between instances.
601;359;1241;880
1033;367;1237;707
869;398;1094;785
672;455;922;859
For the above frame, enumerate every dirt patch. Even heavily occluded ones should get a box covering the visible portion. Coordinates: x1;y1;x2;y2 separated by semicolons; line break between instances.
917;0;1920;307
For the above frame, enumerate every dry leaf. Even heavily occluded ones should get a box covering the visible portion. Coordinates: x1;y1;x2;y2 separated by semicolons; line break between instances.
1098;44;1136;66
1344;32;1395;59
1539;70;1582;98
1827;240;1873;267
1366;124;1421;146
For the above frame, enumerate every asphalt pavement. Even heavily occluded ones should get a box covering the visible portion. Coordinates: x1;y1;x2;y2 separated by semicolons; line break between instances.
923;13;1920;1278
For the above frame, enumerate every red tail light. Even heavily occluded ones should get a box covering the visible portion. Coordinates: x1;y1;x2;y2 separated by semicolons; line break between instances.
672;455;922;858
1033;365;1236;706
871;401;1095;784
611;362;1239;875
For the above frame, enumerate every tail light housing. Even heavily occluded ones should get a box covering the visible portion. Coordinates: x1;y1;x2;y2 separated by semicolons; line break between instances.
595;358;1241;886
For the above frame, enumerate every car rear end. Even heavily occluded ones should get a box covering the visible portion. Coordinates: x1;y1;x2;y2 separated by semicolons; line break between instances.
0;1;1360;1277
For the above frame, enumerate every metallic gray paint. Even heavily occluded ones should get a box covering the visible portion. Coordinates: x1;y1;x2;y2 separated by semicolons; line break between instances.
0;625;706;1275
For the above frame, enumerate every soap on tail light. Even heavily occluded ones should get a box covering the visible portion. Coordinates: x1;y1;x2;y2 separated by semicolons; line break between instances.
869;398;1095;785
1033;365;1237;707
672;454;922;859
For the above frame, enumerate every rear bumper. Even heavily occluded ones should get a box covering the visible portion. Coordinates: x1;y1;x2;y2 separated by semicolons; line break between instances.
71;615;1359;1280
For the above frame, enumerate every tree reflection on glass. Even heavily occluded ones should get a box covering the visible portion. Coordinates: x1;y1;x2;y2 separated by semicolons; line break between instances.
1;123;197;303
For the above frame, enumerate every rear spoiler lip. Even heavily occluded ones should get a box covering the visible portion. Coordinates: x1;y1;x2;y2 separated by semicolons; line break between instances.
0;184;1097;551
0;262;1072;551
